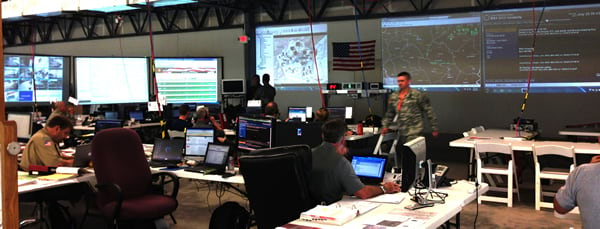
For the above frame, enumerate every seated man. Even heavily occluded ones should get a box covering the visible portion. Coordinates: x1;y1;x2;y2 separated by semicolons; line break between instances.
194;107;226;143
264;102;280;120
310;119;400;204
168;104;193;131
554;155;600;228
314;107;329;122
20;116;74;171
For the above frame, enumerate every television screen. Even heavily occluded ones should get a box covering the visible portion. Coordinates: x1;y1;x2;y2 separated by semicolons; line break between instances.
75;57;149;105
256;23;328;91
4;54;68;103
7;113;32;139
154;57;221;104
222;79;245;95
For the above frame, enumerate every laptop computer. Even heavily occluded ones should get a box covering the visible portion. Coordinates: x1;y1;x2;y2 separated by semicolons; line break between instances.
73;144;92;168
184;127;215;161
351;155;388;185
149;138;185;168
184;143;230;175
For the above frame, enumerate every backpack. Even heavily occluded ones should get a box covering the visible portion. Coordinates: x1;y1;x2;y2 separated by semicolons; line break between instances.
209;202;250;229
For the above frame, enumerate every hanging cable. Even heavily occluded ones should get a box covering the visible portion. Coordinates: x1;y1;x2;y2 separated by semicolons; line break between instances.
351;0;374;114
306;0;326;108
29;24;39;113
515;0;546;137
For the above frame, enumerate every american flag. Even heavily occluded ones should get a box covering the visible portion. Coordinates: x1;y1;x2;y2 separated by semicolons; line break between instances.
332;40;376;71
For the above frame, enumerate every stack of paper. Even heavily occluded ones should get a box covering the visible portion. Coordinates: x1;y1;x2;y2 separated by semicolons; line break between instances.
300;205;357;225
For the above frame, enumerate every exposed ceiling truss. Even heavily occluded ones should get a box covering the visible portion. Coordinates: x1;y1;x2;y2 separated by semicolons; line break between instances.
2;0;597;47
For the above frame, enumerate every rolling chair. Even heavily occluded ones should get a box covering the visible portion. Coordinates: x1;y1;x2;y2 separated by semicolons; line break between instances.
475;142;520;207
239;145;316;229
91;128;179;228
532;144;577;211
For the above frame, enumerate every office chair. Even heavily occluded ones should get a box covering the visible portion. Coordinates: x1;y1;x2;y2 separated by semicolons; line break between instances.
91;128;179;228
239;145;316;229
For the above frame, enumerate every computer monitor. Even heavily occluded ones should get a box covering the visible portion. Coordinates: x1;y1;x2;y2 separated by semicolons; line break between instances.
288;106;308;122
398;136;427;192
7;113;32;139
129;111;144;121
185;128;214;159
351;155;388;185
222;79;245;95
237;116;273;151
94;120;122;133
327;107;346;120
104;111;118;120
246;100;262;114
273;122;322;148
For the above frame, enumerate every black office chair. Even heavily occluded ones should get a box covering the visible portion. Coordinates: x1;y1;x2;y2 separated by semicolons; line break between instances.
239;145;316;229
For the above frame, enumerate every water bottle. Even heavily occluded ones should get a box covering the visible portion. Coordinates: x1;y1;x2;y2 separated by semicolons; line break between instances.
227;156;236;173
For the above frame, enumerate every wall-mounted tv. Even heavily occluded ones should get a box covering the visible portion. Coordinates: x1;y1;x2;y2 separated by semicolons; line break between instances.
4;54;68;103
75;57;149;105
154;57;222;104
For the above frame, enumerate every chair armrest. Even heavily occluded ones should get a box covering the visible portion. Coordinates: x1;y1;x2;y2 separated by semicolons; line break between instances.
151;172;180;199
95;183;123;222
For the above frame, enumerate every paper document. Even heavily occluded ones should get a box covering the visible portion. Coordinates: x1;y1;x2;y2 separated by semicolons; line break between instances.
367;192;406;204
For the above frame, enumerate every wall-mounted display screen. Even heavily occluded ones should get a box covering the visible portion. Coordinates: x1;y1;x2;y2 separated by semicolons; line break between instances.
75;57;149;105
382;13;482;92
256;23;328;91
4;54;68;103
382;3;600;93
154;57;221;104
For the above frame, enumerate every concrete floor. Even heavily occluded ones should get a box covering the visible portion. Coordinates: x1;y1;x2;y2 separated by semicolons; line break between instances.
20;134;585;228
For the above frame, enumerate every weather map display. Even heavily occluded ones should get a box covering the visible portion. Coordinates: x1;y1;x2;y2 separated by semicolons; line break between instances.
382;13;481;92
256;23;327;91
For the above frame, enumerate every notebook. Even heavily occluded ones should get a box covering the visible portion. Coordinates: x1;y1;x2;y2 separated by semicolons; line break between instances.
73;144;92;168
184;127;214;161
149;138;185;168
184;143;230;174
351;155;388;185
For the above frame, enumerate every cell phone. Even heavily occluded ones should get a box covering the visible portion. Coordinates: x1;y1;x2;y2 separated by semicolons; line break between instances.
404;203;434;210
221;173;235;178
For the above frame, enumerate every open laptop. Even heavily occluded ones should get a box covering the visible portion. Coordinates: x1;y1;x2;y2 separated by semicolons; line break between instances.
351;155;388;185
149;138;185;168
184;143;230;174
184;127;215;161
73;144;92;168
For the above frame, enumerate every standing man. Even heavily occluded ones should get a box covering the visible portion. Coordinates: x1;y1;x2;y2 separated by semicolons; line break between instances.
20;116;74;171
247;74;261;100
381;72;439;143
310;119;401;204
255;73;276;106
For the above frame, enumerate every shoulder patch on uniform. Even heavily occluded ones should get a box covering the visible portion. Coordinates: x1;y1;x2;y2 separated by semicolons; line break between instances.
44;140;53;146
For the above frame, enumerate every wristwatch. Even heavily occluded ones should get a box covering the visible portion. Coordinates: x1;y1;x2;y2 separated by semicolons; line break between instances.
379;185;386;194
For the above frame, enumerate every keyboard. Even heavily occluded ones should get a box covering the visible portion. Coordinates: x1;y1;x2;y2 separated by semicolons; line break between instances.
149;161;179;168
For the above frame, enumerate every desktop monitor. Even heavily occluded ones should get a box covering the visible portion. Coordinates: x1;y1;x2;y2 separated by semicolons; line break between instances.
222;79;245;95
237;116;273;151
273;122;322;148
327;107;352;121
129;111;144;121
7;113;33;139
104;111;118;120
184;127;215;159
398;136;427;192
94;120;122;133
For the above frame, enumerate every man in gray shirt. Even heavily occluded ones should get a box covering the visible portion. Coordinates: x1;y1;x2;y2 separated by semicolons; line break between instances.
310;119;400;204
554;156;600;228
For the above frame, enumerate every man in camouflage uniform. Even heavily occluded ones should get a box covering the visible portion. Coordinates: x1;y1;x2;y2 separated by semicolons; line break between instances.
381;72;439;143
